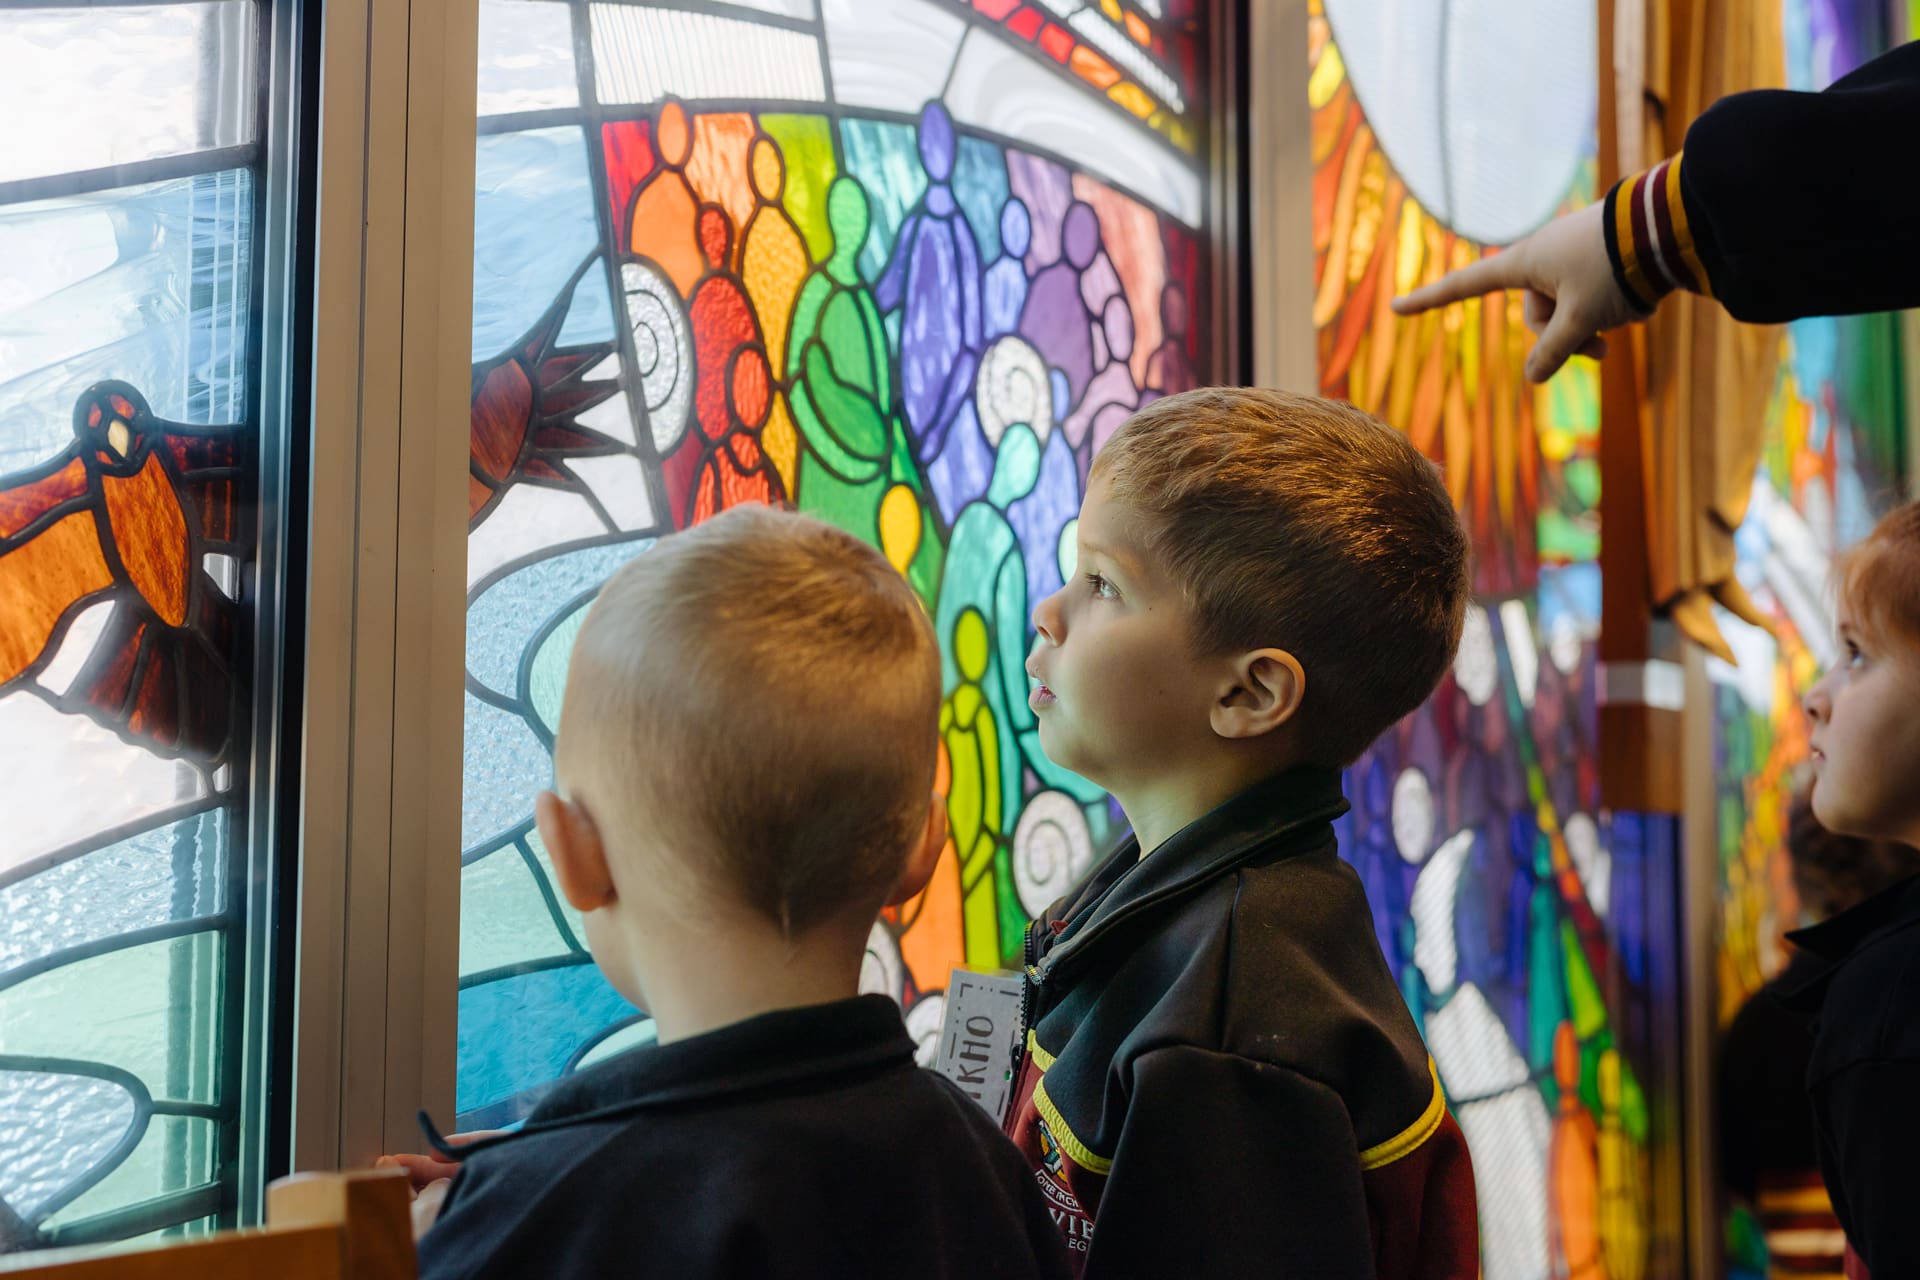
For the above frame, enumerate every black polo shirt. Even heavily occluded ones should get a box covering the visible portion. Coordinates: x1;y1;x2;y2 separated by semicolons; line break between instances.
1783;874;1920;1277
417;994;1071;1280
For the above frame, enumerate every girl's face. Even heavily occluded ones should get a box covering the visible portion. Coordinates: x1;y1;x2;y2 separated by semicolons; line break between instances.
1804;602;1920;848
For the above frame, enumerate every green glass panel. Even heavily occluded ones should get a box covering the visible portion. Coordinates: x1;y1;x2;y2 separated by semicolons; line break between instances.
523;828;586;945
759;114;837;264
461;848;572;978
0;933;222;1106
40;1116;217;1231
1562;920;1607;1039
528;601;590;739
1619;1058;1650;1145
1526;883;1566;1071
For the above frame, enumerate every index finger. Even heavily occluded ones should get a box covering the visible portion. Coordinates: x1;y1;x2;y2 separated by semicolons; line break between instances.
1391;253;1525;317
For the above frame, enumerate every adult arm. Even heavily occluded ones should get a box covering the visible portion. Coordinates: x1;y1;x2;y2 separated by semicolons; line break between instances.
1394;41;1920;381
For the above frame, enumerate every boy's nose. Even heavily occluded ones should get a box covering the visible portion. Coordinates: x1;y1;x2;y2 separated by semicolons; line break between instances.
1803;670;1834;724
1032;585;1065;646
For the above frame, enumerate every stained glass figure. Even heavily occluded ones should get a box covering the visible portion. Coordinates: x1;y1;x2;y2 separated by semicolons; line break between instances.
458;0;1214;1128
1;4;268;1250
0;383;245;764
875;102;983;467
661;204;777;527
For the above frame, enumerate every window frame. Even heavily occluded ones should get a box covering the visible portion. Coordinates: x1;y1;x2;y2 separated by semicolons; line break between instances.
289;0;477;1168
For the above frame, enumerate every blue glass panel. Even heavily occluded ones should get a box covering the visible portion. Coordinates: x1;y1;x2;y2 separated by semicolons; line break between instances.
837;118;924;285
472;127;598;362
456;962;637;1120
557;261;616;348
952;136;1009;266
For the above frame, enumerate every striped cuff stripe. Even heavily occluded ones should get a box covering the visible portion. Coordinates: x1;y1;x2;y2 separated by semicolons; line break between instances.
1602;153;1712;311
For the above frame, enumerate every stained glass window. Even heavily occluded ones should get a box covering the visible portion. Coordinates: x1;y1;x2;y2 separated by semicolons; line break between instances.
0;1;276;1252
458;0;1215;1127
1710;4;1909;1274
1310;3;1674;1277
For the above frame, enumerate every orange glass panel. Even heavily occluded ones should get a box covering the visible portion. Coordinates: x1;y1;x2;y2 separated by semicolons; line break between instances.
0;510;112;683
0;457;88;539
1070;46;1121;90
101;453;190;627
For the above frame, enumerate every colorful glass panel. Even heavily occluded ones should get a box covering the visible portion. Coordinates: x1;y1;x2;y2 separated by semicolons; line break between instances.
1710;4;1909;1274
0;5;266;1252
459;0;1212;1127
1310;2;1672;1277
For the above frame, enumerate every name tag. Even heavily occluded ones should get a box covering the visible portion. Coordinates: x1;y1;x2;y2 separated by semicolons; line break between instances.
933;968;1023;1124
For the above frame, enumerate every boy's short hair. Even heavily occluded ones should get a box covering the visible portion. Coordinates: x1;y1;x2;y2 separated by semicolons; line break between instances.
1837;499;1920;651
556;505;940;937
1093;387;1471;766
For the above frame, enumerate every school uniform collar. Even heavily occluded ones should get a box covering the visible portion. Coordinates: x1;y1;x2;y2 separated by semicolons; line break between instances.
422;994;913;1158
1787;873;1920;961
1037;765;1349;978
1779;873;1920;1008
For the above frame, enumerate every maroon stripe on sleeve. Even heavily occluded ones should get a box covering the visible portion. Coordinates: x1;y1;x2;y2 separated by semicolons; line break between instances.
1648;163;1701;293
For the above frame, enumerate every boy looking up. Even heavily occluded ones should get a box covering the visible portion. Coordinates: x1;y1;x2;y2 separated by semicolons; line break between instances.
417;506;1070;1280
1012;387;1480;1277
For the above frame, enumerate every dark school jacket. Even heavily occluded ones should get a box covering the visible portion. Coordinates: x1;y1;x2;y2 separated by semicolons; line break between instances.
1781;873;1920;1280
1604;40;1920;322
418;994;1072;1280
1002;767;1480;1278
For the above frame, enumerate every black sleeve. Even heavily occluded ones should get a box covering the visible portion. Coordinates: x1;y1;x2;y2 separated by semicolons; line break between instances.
1814;1057;1920;1278
1680;41;1920;322
1083;1046;1375;1280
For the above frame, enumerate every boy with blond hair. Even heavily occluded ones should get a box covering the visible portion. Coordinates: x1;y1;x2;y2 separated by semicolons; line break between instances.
1011;387;1480;1277
415;506;1070;1280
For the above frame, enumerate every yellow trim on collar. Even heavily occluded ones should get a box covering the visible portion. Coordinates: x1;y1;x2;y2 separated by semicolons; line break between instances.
1359;1058;1448;1171
1032;1077;1113;1175
1026;1030;1056;1072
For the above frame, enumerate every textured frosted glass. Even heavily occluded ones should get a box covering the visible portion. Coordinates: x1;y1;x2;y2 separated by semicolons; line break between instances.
465;538;651;696
39;1116;216;1231
0;1071;139;1222
0;170;252;476
0;811;226;975
591;5;825;105
0;695;211;877
0;934;223;1106
0;5;256;185
477;0;579;116
462;694;551;853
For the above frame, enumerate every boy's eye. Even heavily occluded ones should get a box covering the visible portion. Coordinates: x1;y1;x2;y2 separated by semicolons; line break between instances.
1085;572;1117;600
1846;639;1866;668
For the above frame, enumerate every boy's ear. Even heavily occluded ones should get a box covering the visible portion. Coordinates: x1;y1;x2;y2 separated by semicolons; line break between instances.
536;789;617;913
885;794;948;907
1211;648;1306;740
